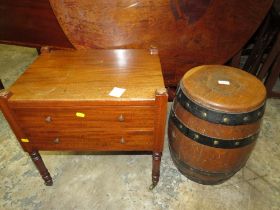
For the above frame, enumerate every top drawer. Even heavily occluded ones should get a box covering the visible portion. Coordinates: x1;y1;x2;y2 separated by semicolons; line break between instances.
13;106;156;131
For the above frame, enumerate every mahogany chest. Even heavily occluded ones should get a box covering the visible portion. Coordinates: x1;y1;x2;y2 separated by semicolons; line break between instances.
0;49;168;189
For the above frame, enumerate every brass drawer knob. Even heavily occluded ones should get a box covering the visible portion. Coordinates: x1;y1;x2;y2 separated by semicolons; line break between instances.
53;138;60;144
118;114;125;122
45;116;52;123
120;137;125;144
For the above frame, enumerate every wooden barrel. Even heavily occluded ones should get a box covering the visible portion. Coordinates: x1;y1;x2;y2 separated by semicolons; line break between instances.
168;65;266;185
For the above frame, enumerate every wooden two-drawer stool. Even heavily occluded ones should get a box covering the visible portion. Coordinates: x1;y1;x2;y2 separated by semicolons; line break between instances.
0;49;168;189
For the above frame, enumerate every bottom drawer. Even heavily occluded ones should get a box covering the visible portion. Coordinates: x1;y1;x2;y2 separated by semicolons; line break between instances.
29;130;154;151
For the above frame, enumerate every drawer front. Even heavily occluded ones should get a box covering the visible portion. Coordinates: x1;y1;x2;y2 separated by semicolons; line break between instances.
28;130;154;151
14;106;155;132
13;106;155;151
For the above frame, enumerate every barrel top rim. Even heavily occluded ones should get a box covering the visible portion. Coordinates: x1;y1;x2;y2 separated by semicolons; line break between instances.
180;65;266;113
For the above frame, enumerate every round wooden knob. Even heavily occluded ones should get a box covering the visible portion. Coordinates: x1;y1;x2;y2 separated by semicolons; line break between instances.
118;114;125;122
45;116;52;123
120;137;125;144
53;138;60;144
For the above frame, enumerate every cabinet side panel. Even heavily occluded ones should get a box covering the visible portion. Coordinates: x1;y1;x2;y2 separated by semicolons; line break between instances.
0;91;31;152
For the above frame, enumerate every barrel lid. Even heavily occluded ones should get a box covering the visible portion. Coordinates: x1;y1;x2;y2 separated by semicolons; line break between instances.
180;65;266;113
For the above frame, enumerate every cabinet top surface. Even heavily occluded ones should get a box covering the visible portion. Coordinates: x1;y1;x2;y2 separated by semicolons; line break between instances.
9;49;165;103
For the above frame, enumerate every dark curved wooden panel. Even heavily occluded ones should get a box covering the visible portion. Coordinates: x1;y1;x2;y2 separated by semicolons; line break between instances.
0;0;272;86
50;0;272;85
0;0;73;48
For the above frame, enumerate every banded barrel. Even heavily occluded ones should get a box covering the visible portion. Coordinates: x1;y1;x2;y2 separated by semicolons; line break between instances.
168;65;266;185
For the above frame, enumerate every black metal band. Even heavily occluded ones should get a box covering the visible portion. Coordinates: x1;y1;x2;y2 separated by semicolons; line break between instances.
176;87;265;125
169;108;259;149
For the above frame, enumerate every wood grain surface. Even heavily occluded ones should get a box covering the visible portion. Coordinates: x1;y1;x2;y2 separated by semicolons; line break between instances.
49;0;272;85
13;107;156;149
169;122;256;172
0;0;73;48
173;100;262;139
1;49;168;186
168;65;266;184
8;49;165;104
181;65;267;112
0;91;30;152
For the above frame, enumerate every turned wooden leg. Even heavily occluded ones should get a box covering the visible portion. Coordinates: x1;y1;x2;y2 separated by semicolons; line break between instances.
29;151;53;186
149;152;162;190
